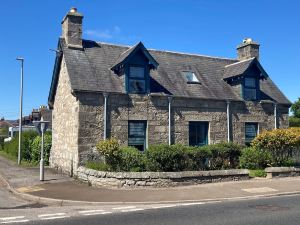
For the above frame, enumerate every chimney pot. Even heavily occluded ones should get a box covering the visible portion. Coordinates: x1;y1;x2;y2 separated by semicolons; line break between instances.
70;7;77;13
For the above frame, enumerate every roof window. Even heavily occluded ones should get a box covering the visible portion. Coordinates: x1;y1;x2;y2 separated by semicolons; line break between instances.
182;71;200;84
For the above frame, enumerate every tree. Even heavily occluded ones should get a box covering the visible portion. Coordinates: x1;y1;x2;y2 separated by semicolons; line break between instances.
291;98;300;118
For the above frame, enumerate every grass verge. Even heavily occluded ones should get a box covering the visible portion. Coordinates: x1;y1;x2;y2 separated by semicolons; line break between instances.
249;169;267;178
0;150;38;167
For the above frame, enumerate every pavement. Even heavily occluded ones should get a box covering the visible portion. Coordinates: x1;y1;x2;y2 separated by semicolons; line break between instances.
1;155;300;206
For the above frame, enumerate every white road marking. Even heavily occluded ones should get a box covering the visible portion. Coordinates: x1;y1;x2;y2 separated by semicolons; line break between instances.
38;213;66;218
83;212;112;216
78;209;105;214
242;187;278;193
112;206;136;210
0;216;25;221
40;216;70;220
121;208;144;212
1;220;29;224
181;202;205;206
151;204;177;209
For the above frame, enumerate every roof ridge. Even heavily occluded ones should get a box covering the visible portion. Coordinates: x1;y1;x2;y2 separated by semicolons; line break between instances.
92;40;237;61
224;57;255;67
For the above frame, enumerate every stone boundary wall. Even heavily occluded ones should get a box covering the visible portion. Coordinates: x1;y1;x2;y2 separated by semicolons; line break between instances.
76;166;249;188
265;167;300;179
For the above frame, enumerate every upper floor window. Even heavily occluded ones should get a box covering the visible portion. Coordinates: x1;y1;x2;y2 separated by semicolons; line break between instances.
128;66;146;94
243;77;258;100
182;71;200;83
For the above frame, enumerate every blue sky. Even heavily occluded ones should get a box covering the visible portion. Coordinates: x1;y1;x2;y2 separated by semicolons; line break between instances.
0;0;299;119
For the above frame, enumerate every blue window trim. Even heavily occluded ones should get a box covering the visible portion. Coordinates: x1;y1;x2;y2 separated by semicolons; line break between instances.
242;76;260;101
126;64;149;94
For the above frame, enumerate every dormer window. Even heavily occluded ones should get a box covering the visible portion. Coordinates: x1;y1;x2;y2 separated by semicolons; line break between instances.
128;66;146;94
182;71;200;84
243;77;258;101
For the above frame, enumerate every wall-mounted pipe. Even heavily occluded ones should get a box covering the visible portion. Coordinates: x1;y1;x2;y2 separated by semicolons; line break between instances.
168;96;173;145
274;102;278;129
103;93;109;140
226;100;231;142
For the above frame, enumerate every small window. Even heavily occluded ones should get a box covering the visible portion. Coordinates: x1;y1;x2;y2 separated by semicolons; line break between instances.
243;77;258;101
245;122;258;146
189;121;209;146
128;66;146;94
128;121;147;151
182;71;200;83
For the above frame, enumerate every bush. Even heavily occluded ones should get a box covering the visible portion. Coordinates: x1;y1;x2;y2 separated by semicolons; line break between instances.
30;134;52;165
239;147;272;169
184;146;211;170
249;169;267;178
145;144;186;172
200;142;242;170
96;138;121;170
2;131;38;161
252;128;300;166
86;161;110;171
119;146;146;172
289;117;300;127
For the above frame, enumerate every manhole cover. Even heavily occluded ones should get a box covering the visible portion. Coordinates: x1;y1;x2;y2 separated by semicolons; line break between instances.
250;204;289;212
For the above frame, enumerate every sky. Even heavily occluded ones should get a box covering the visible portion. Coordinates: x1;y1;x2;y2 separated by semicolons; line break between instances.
0;0;299;119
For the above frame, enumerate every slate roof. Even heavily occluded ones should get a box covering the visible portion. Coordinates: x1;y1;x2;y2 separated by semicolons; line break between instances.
48;38;291;106
224;57;268;80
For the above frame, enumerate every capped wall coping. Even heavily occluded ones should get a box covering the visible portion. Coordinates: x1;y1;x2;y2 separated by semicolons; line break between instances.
76;166;249;188
265;167;300;179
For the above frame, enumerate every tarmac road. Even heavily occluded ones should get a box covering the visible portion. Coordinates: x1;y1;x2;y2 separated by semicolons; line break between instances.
3;194;300;225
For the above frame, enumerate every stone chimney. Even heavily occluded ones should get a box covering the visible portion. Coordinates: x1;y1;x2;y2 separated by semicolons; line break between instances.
62;7;83;49
237;38;260;61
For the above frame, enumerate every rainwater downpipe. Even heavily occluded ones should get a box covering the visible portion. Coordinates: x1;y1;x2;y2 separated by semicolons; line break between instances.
274;102;278;129
226;100;231;142
103;93;109;140
168;96;173;145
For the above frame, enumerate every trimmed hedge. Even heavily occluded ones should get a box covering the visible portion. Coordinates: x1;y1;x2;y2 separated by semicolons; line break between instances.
93;139;243;172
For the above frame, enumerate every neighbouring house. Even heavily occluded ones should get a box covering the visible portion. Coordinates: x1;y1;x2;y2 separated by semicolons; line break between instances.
48;8;291;175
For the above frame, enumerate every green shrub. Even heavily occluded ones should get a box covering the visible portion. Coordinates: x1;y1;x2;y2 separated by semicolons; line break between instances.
200;142;242;170
2;131;38;161
239;147;271;169
119;146;146;172
184;146;211;170
289;117;300;127
30;134;52;165
252;128;300;166
145;144;186;172
86;161;110;171
96;138;121;170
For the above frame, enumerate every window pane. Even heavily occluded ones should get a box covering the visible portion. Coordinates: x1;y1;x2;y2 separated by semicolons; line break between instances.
245;78;256;88
189;122;208;146
183;71;199;82
244;88;257;100
129;79;146;93
128;121;146;151
130;66;144;78
245;123;258;144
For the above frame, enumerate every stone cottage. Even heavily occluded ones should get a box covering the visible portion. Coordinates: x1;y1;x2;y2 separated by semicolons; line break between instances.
48;8;291;175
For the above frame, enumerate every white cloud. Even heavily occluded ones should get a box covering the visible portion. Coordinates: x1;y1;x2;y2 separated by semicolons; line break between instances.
84;26;121;39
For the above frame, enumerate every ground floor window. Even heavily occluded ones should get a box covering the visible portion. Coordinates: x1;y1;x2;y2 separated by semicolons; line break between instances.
189;121;209;146
245;122;258;146
128;120;147;151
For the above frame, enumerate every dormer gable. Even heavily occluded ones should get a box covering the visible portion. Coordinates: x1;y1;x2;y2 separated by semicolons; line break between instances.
111;42;158;74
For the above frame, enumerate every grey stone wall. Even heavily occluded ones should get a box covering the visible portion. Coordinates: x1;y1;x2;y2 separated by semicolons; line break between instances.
51;74;289;174
77;166;249;188
50;56;79;175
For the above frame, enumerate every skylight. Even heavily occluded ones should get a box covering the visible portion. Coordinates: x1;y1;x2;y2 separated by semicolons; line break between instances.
182;71;200;83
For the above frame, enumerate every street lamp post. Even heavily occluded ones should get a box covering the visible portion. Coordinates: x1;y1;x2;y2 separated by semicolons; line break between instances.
16;57;24;165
